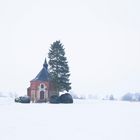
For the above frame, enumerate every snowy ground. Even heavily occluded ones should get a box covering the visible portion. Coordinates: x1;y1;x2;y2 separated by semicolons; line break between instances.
0;98;140;140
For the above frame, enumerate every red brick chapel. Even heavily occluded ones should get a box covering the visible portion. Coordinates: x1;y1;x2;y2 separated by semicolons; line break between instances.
27;58;54;103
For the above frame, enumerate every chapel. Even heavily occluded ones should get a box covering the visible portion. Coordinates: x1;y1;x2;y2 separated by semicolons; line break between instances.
27;58;54;102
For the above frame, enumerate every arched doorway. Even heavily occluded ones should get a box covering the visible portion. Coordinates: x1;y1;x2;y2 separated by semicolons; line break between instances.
40;91;45;100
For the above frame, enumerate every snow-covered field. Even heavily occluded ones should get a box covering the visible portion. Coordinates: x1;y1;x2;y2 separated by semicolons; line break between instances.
0;98;140;140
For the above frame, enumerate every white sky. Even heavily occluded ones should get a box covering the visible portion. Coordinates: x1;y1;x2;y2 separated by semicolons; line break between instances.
0;0;140;96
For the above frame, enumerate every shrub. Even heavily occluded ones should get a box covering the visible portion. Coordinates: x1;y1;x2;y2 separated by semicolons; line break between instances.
15;97;20;103
60;93;73;104
49;95;60;104
15;96;30;103
122;93;133;101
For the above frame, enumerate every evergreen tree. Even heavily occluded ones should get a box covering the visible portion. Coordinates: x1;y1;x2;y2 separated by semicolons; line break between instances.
48;40;71;95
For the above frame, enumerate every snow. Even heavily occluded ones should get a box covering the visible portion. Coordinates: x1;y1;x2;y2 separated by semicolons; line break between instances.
0;98;140;140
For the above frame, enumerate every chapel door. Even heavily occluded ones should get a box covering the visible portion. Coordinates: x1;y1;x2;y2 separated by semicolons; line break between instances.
40;91;44;100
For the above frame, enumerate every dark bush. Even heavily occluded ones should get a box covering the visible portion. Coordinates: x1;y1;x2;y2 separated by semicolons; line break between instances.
60;93;73;104
15;96;30;103
122;93;140;102
49;95;60;104
20;96;30;103
15;97;20;103
122;93;133;101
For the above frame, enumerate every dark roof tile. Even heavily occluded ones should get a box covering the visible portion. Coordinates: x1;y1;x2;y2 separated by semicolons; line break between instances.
31;58;49;82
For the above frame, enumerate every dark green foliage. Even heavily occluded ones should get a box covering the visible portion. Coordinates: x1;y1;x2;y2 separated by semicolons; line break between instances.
15;98;20;102
15;96;30;103
49;95;60;104
60;93;73;104
122;93;133;101
122;93;140;101
49;94;73;104
48;40;71;95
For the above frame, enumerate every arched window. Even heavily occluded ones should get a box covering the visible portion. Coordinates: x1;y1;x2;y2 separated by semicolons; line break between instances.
41;84;44;88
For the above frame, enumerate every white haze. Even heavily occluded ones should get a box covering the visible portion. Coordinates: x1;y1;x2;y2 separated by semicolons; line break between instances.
0;0;140;96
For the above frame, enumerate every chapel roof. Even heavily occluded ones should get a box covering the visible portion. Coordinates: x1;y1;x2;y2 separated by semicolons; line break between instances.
31;58;49;82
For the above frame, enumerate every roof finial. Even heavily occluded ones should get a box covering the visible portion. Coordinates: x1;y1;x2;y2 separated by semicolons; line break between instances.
44;58;47;64
43;58;48;69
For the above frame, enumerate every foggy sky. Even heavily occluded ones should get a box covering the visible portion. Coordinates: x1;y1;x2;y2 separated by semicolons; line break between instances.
0;0;140;96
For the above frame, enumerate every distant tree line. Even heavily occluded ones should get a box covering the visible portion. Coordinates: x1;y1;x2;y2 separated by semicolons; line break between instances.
70;92;140;102
121;93;140;101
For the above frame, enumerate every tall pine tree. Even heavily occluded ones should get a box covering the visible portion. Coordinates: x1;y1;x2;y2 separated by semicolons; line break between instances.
48;40;71;95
